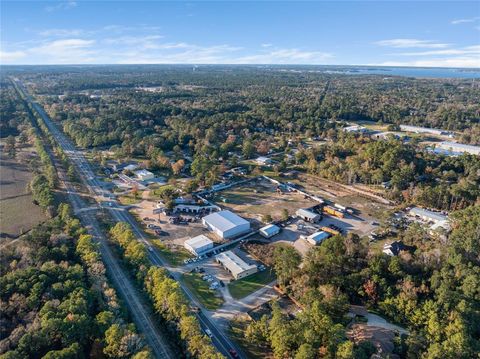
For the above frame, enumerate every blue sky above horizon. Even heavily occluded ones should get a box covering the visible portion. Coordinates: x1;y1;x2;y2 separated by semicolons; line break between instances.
1;1;479;67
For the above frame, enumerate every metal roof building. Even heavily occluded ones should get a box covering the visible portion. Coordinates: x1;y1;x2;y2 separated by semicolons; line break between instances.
296;208;321;222
409;207;447;223
202;210;250;239
184;235;214;256
215;251;258;279
259;224;281;238
436;142;480;156
306;231;330;246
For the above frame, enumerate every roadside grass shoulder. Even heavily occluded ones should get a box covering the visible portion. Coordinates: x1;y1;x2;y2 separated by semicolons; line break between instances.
181;272;224;311
228;268;276;300
152;240;192;266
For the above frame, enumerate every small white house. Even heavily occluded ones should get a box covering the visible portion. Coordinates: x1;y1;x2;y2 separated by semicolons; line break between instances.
184;235;214;256
135;169;155;181
259;224;281;238
256;156;272;165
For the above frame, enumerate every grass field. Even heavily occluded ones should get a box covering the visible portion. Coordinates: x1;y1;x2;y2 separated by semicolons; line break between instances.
0;146;47;239
152;240;192;266
182;273;224;310
118;193;142;205
228;268;276;300
212;178;314;222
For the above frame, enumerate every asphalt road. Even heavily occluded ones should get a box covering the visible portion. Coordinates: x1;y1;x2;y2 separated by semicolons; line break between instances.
14;79;242;359
13;79;174;359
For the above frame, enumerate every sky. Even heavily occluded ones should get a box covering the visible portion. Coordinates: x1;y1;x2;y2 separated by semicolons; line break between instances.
1;1;479;67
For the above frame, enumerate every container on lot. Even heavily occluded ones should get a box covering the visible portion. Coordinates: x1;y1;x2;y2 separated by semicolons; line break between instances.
323;205;345;218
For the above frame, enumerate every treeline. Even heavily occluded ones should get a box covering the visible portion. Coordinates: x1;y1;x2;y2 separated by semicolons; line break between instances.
0;204;151;358
244;206;480;358
109;223;223;359
293;134;480;210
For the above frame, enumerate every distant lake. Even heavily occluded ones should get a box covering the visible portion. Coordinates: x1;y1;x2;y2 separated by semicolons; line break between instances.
318;66;480;79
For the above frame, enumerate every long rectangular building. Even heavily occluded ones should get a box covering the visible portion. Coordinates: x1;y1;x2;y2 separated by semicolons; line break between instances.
215;251;258;279
436;142;480;156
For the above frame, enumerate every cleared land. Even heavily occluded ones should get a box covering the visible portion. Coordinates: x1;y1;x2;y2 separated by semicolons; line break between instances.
228;269;276;300
0;146;46;240
212;178;315;225
181;273;224;310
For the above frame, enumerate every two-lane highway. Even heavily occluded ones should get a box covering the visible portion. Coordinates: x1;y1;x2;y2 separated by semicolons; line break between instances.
14;79;242;359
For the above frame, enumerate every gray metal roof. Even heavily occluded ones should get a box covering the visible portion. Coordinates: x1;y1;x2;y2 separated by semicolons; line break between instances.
203;210;249;233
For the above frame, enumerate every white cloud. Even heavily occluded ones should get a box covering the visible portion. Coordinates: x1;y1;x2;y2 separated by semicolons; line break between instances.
375;39;449;49
45;1;77;12
39;28;86;37
28;39;96;63
397;45;480;56
451;17;480;25
233;48;333;64
0;50;27;63
261;43;273;48
374;57;480;68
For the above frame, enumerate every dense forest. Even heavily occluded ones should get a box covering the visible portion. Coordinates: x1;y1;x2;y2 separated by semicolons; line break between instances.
246;205;480;358
0;204;151;358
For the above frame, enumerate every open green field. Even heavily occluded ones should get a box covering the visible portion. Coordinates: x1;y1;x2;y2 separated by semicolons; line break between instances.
228;268;276;300
118;193;142;205
0;147;47;240
152;240;192;266
182;273;224;310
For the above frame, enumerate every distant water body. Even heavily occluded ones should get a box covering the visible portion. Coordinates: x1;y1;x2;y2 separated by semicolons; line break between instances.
320;66;480;79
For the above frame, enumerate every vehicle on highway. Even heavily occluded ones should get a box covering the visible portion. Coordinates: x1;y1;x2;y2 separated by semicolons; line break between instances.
204;328;213;338
228;349;238;358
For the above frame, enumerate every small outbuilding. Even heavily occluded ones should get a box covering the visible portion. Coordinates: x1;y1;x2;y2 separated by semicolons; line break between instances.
184;235;214;256
296;208;321;223
259;224;281;238
306;231;330;246
135;169;155;181
256;156;272;165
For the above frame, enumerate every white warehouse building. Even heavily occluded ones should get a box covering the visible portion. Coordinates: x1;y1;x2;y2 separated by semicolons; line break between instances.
259;224;281;238
215;251;258;279
202;210;250;239
435;142;480;156
184;235;214;256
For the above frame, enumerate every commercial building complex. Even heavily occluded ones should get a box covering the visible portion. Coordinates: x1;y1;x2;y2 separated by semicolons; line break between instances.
215;251;258;279
184;235;214;256
202;210;250;239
